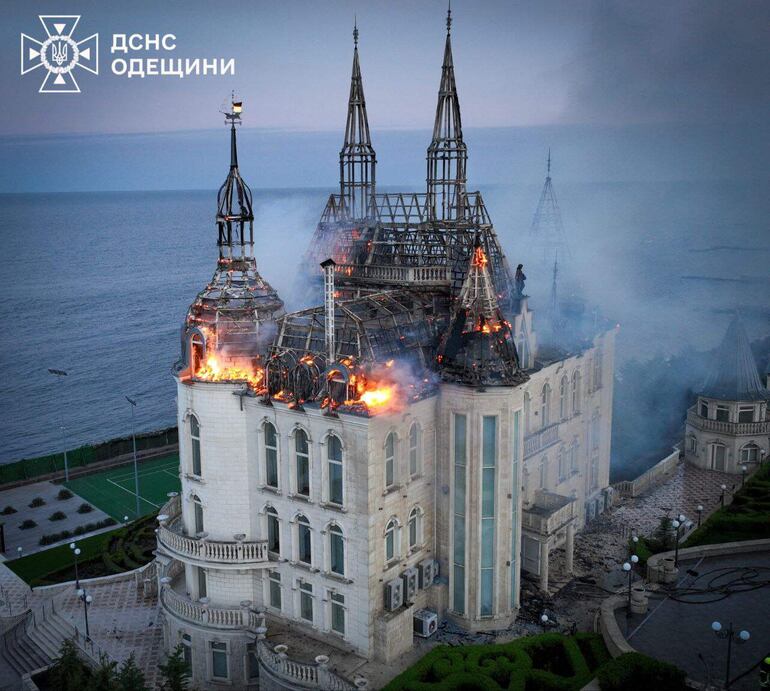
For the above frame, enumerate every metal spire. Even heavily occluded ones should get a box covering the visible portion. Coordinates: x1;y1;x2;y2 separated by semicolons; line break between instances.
427;4;467;221
447;0;452;35
339;20;376;220
530;149;569;266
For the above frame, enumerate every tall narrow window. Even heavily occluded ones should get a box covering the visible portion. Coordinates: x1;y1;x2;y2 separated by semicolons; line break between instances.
384;518;399;563
559;376;568;420
268;571;282;610
539;457;547;488
299;582;313;622
330;592;346;635
541;384;551;428
327;434;343;505
593;350;603;390
328;524;345;576
297;515;312;565
247;643;259;680
571;440;579;473
591;412;601;451
511;410;521;607
295;429;310;497
264;422;279;488
266;507;280;555
715;405;729;422
408;507;422;549
408;424;421;477
571;371;581;414
192;494;204;534
453;413;467;615
197;566;207;598
699;400;708;418
480;416;497;616
190;415;202;476
384;432;396;488
558;446;567;482
524;393;532;434
181;633;192;672
210;642;228;680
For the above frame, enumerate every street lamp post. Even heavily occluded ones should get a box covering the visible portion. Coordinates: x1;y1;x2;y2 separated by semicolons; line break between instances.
740;465;747;488
622;562;632;617
696;504;704;528
48;368;70;482
672;514;686;567
77;588;93;641
126;396;141;519
712;621;750;689
720;484;727;508
69;542;81;589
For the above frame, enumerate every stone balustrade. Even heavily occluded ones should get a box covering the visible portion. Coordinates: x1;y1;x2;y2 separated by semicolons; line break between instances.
686;407;769;436
160;587;262;630
524;422;560;458
257;641;354;690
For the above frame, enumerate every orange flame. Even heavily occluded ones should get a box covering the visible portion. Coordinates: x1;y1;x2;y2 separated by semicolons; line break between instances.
195;353;264;389
472;245;488;268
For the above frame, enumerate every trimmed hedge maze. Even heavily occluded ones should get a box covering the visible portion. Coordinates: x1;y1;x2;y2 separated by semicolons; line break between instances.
383;633;610;691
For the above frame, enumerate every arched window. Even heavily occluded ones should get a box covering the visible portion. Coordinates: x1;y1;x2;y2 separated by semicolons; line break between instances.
328;524;344;576
190;415;202;476
408;507;423;549
541;383;551;427
384;433;396;489
740;443;759;464
384;518;399;563
559;376;568;420
327;434;343;505
408;423;421;477
191;494;204;535
264;422;279;489
524;392;532;434
265;506;280;554
297;514;312;565
571;370;582;414
294;429;310;497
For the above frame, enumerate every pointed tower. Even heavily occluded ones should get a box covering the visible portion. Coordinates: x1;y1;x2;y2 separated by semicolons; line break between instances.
427;5;468;222
339;21;376;220
530;149;569;266
436;236;524;386
176;98;284;383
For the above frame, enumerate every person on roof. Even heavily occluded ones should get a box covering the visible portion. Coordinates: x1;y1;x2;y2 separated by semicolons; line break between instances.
515;264;527;296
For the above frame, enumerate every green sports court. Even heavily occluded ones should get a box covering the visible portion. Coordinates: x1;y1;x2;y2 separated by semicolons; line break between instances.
64;454;181;521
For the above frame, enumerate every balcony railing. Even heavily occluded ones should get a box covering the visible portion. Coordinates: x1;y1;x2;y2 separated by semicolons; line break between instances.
524;423;560;458
522;492;576;536
333;263;450;286
686;407;769;436
161;586;262;630
157;495;269;567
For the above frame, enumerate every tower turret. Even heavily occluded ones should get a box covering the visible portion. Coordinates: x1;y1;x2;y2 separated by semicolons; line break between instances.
427;5;467;222
175;98;284;387
339;21;376;220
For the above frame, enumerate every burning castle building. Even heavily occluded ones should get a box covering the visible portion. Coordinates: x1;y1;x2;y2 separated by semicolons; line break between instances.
156;13;616;688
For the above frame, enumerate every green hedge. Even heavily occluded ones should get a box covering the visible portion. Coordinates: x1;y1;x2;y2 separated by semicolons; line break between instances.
383;633;610;691
0;426;178;485
596;653;686;691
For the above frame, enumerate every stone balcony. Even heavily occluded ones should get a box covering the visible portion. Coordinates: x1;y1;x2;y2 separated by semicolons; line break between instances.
686;407;769;436
156;495;269;569
524;422;560;459
522;490;576;536
160;583;262;631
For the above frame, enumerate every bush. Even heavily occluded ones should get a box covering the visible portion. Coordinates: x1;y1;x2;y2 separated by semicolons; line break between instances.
597;653;686;691
77;503;93;514
39;529;73;545
1;505;17;515
29;497;46;508
57;488;74;500
19;519;37;529
49;511;67;521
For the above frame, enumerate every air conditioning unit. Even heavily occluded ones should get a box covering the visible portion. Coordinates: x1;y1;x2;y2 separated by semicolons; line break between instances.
413;609;438;638
418;558;438;589
401;567;418;602
384;578;403;611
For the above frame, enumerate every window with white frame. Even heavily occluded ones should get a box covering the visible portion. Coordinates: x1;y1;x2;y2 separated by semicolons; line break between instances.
295;429;310;497
409;423;421;477
687;436;697;453
557;446;567;482
330;592;346;635
268;570;282;610
210;641;228;680
296;514;312;565
264;422;279;488
328;524;345;576
541;383;551;427
524;392;532;434
384;518;399;564
384;432;396;489
741;443;759;463
246;642;259;680
715;405;729;422
327;434;343;505
699;400;708;418
571;371;581;413
266;506;280;555
408;506;423;549
189;414;202;476
539;457;547;488
299;581;314;623
197;566;207;598
191;494;204;534
570;439;579;473
738;406;755;424
559;376;568;419
181;633;192;672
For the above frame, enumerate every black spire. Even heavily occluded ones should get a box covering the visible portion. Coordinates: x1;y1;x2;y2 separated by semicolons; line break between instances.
339;20;376;220
427;3;467;222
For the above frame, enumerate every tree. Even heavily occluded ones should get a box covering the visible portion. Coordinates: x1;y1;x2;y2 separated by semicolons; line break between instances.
158;645;190;691
48;639;88;691
117;653;147;691
86;653;118;691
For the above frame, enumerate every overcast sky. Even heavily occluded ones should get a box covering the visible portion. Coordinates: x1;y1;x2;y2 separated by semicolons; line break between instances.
3;0;768;136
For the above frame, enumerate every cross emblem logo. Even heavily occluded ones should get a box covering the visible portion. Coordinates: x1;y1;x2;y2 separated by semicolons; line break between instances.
21;16;98;93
